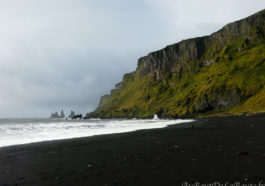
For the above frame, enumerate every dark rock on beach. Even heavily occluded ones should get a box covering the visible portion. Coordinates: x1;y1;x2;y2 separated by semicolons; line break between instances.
72;114;82;119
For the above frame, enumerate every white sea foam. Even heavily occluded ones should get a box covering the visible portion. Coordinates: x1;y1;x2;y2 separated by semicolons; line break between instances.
0;118;194;148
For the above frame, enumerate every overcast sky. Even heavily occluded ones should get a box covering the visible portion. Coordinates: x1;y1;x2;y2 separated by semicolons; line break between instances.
0;0;264;117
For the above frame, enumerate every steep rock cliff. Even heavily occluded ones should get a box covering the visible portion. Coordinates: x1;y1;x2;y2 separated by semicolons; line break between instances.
89;9;265;118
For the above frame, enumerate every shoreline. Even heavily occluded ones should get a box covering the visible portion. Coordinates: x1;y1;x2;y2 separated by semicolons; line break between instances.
0;118;194;149
1;114;265;185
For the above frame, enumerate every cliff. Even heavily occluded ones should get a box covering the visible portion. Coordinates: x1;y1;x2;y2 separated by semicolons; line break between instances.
89;9;265;118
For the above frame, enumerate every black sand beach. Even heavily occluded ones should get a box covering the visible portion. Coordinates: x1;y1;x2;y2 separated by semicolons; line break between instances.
1;115;265;186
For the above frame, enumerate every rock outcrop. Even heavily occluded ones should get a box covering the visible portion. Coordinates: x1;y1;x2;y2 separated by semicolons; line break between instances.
88;9;265;118
50;110;65;118
137;9;265;81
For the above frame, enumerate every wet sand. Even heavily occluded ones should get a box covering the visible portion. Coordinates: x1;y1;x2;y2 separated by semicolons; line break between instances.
1;114;265;186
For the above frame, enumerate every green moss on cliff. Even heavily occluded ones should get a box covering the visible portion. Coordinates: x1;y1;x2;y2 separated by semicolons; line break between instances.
91;40;265;118
89;10;265;118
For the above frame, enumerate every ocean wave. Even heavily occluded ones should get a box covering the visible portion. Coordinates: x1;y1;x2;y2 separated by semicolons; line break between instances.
0;118;194;148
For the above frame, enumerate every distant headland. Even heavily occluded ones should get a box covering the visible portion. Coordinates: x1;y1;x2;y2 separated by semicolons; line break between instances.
87;9;265;119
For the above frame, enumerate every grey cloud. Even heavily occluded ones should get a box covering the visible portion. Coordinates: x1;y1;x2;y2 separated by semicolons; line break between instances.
0;0;264;117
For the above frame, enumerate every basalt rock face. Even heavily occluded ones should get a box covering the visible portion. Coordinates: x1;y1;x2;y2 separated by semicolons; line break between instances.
137;10;265;81
95;94;111;112
89;9;265;118
137;37;206;80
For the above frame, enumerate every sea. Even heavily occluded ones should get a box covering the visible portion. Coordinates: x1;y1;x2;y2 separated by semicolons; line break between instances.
0;116;194;148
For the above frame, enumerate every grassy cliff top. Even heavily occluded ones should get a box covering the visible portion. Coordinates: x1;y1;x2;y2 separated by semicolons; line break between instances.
88;9;265;119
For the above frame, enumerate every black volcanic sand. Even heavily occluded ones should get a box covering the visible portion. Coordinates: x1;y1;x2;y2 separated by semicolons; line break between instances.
1;115;265;186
